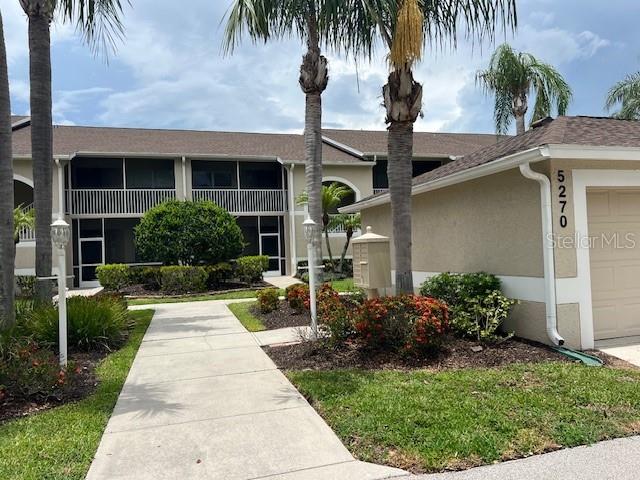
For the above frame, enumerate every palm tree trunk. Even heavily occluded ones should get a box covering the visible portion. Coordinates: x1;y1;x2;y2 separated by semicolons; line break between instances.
383;66;421;294
515;113;525;135
324;226;333;264
300;13;328;281
0;12;15;328
28;12;54;302
338;228;353;274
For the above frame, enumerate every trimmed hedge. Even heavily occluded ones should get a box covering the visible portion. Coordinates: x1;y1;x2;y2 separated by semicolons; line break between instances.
236;256;269;285
160;266;208;294
256;288;279;313
96;264;130;292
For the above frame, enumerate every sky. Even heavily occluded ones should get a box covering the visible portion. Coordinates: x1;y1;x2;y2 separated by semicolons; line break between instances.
2;0;639;135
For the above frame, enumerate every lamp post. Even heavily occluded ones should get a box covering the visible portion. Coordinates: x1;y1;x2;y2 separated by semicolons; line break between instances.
51;218;71;367
303;217;319;339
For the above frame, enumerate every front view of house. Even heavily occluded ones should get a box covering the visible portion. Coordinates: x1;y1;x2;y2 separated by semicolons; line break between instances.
10;116;498;288
344;116;640;351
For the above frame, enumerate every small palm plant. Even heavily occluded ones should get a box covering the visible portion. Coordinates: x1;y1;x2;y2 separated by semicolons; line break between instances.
605;71;640;120
331;213;361;275
477;44;572;135
297;182;352;267
13;206;35;245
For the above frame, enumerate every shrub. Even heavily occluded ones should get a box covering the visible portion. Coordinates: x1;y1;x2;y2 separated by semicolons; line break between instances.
160;266;208;294
285;284;310;313
205;262;234;289
23;296;129;350
15;276;36;298
236;255;269;285
0;337;77;401
317;284;353;344
256;288;279;313
419;272;512;341
354;295;448;353
135;200;244;265
96;264;131;292
130;266;162;291
455;291;516;342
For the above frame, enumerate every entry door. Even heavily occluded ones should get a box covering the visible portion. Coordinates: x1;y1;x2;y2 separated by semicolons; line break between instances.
588;188;640;340
260;233;281;276
79;238;104;287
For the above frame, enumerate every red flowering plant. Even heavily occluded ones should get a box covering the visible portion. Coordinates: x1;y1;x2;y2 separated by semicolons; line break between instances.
316;284;354;344
354;295;449;354
285;284;310;313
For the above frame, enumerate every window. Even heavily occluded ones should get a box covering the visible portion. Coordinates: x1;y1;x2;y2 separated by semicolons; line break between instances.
412;160;443;177
192;161;237;189
126;158;175;189
71;157;123;189
104;218;140;264
239;162;282;189
372;158;443;189
236;217;259;256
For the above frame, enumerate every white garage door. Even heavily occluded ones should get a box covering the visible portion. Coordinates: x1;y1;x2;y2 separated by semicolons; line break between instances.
588;188;640;340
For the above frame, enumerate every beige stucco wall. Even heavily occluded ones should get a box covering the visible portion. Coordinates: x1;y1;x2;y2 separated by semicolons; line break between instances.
361;167;544;276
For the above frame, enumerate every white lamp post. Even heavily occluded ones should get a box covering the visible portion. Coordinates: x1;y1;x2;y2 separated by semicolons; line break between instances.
303;217;319;339
51;218;71;367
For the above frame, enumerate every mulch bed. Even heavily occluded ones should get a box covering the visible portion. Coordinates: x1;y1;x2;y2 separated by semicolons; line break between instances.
1;349;105;424
121;281;272;298
252;300;310;330
265;336;576;371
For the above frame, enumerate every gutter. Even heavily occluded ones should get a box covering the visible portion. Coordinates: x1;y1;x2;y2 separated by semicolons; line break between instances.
519;161;564;346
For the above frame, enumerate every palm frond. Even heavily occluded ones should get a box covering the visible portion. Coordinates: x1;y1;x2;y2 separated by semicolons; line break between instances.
528;60;572;119
58;0;127;56
493;90;512;135
605;72;640;120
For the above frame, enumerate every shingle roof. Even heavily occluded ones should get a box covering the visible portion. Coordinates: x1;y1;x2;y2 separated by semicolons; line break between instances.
412;116;640;187
11;122;499;164
323;128;502;157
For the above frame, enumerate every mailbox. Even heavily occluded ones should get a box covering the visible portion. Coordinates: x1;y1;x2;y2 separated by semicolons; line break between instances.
352;226;392;296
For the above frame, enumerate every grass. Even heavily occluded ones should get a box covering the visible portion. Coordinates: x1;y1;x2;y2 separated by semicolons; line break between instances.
330;277;355;292
127;289;283;306
227;301;265;332
288;363;640;473
0;309;154;480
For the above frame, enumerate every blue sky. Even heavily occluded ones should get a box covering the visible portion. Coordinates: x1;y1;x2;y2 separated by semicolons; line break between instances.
3;0;639;134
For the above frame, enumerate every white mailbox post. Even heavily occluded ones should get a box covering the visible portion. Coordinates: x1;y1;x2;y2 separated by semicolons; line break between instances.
352;226;392;298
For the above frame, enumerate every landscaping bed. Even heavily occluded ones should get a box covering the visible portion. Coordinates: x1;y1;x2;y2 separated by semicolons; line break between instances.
229;300;309;332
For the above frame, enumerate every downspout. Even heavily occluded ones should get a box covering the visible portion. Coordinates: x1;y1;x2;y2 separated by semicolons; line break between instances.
54;158;64;219
288;164;298;274
181;156;187;200
519;162;565;346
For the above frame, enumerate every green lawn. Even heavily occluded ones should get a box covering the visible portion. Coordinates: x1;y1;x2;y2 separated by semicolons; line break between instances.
289;363;640;473
127;289;283;306
0;309;154;480
329;277;355;292
227;301;265;332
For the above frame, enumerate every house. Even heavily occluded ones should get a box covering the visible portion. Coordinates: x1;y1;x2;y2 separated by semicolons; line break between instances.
10;117;498;288
343;116;640;350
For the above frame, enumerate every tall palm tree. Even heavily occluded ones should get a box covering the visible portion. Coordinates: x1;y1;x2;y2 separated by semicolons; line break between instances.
605;71;640;120
0;10;16;329
350;0;517;293
477;44;572;136
19;0;126;302
297;182;351;266
224;1;346;278
333;212;361;274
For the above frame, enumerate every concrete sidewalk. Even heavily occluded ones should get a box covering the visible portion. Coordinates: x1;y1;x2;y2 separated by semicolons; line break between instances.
87;300;405;480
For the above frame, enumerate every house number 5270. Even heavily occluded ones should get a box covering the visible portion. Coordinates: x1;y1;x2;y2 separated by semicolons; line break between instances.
557;169;568;228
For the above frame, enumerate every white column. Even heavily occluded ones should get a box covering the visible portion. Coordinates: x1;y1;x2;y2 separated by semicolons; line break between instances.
287;164;298;274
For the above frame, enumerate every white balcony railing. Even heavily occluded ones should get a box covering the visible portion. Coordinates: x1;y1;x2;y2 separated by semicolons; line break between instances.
328;213;360;234
192;189;286;213
17;203;35;242
67;189;177;215
373;188;388;195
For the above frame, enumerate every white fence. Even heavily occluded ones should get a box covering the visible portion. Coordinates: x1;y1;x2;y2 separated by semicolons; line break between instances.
192;189;286;213
17;203;35;242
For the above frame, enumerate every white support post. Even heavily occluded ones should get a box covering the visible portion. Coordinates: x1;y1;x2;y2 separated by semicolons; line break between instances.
57;249;68;367
307;240;317;339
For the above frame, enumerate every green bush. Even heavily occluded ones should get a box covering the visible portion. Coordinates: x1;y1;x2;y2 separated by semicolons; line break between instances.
285;284;309;312
235;255;269;285
23;296;129;350
160;266;208;294
130;266;162;291
205;262;234;289
15;276;36;298
419;272;513;342
256;288;279;314
135;200;244;265
316;284;353;344
0;337;77;401
96;264;131;292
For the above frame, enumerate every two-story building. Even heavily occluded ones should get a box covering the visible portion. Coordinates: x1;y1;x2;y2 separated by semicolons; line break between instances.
11;117;499;287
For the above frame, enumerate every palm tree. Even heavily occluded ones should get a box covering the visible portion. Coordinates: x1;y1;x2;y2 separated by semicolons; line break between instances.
19;0;126;302
332;213;361;274
477;44;572;135
297;182;352;267
351;0;517;293
0;10;15;329
605;71;640;120
224;1;344;277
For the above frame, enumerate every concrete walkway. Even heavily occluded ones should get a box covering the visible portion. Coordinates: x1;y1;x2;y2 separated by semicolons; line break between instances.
411;436;640;480
597;336;640;367
265;275;302;290
86;300;405;480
